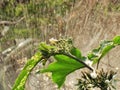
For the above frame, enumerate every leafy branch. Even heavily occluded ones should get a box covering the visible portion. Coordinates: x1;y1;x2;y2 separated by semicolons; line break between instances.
12;36;120;90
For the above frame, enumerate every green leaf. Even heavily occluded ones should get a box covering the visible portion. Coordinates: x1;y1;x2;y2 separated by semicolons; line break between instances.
113;36;120;45
41;54;85;88
12;52;43;90
88;40;115;64
39;42;55;52
70;47;82;59
100;41;114;58
38;42;56;57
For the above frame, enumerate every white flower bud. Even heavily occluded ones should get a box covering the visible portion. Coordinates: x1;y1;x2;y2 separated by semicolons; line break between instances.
87;84;93;88
84;60;93;67
112;74;117;79
105;80;110;84
49;38;58;44
90;70;97;79
115;67;119;71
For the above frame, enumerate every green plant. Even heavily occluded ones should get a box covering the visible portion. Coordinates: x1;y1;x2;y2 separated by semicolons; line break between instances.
12;36;120;90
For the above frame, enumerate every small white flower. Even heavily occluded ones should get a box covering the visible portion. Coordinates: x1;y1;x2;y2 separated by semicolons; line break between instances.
87;84;94;88
49;38;58;44
84;60;93;67
105;80;110;84
115;67;119;71
112;74;117;79
90;70;97;79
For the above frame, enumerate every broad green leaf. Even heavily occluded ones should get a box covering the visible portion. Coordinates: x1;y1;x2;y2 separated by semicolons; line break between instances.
12;52;43;90
88;40;115;64
70;47;82;59
113;36;120;45
41;54;85;88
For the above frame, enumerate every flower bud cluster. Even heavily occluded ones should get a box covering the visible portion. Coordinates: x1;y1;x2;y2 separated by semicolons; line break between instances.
77;69;117;90
49;38;73;54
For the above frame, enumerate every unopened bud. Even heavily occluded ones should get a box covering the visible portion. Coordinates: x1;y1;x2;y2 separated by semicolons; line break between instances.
84;60;93;67
105;80;110;84
90;70;97;79
49;38;58;44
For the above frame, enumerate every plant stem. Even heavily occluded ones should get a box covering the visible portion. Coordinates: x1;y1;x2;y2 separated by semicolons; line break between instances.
63;53;94;71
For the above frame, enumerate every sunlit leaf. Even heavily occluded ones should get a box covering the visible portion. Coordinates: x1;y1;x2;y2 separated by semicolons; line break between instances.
41;54;85;88
88;40;115;64
12;52;43;90
113;36;120;45
70;47;82;59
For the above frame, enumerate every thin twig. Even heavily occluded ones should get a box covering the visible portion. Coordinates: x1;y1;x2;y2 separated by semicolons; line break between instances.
0;17;24;25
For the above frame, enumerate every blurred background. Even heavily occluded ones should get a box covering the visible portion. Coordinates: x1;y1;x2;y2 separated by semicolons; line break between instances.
0;0;120;90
